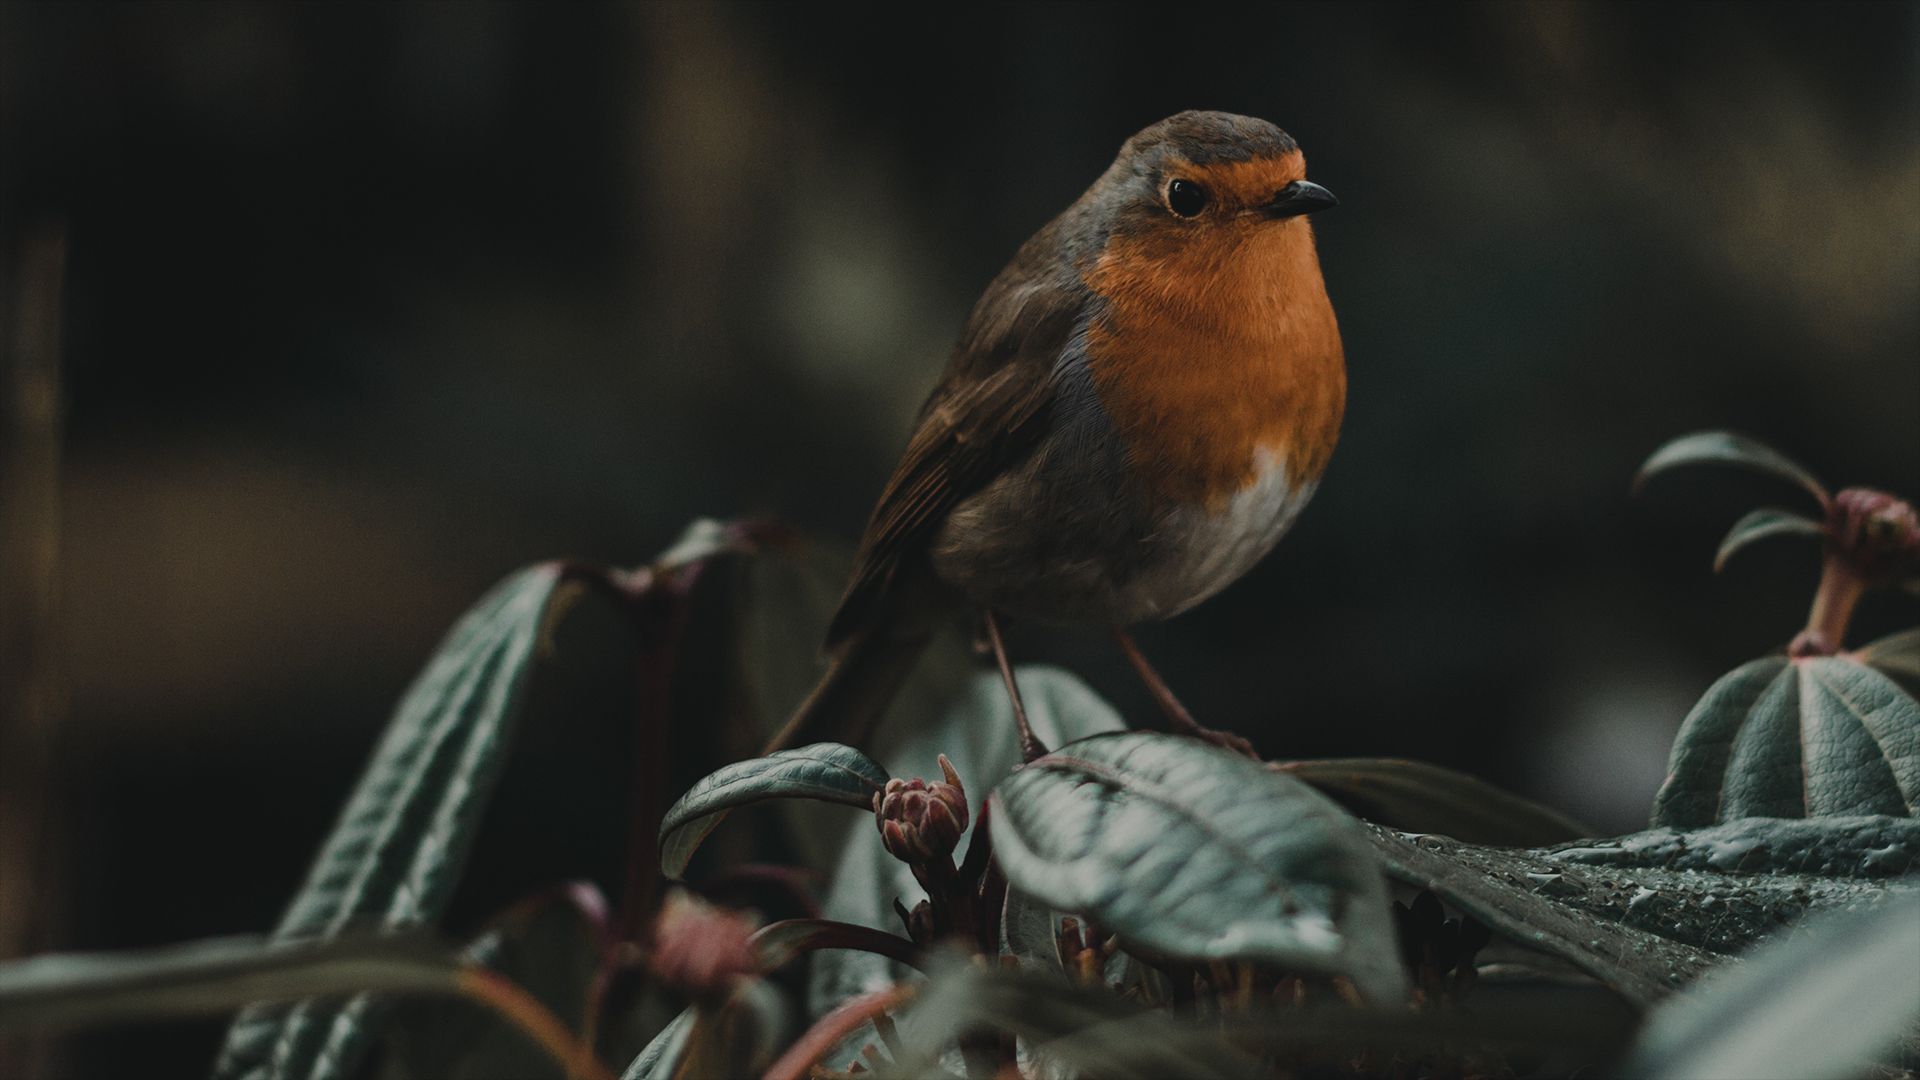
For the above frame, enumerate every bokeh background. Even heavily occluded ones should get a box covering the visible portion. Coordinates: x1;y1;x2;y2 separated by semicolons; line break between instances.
1;2;1916;1075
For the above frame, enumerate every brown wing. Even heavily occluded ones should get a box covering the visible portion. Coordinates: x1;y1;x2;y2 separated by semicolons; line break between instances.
825;240;1087;648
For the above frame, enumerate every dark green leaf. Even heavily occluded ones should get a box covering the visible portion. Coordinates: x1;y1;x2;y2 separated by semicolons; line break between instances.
989;732;1407;1004
1367;817;1920;1005
1621;892;1920;1079
0;935;456;1034
1859;626;1920;684
1653;656;1920;827
750;919;922;973
216;564;568;1080
810;667;1124;1017
619;1006;695;1080
1279;758;1589;845
1365;827;1718;1005
659;743;889;879
1634;430;1828;505
1712;507;1825;572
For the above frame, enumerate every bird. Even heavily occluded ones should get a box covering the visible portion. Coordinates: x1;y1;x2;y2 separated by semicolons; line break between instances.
766;110;1345;761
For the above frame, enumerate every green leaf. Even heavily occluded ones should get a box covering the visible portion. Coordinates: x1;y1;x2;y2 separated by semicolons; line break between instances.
0;935;458;1034
989;732;1408;1004
1367;817;1920;1005
1634;431;1829;505
810;666;1125;1018
1653;656;1920;827
1858;626;1920;684
1278;758;1589;846
658;743;889;879
620;1006;695;1080
1712;507;1825;572
215;564;568;1080
1365;827;1718;1005
1620;891;1920;1079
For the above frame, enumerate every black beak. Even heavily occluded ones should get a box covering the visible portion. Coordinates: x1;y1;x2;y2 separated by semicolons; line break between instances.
1261;180;1338;219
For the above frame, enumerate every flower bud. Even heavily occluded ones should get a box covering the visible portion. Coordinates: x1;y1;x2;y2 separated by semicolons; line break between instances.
872;755;969;864
1829;488;1920;580
647;890;758;1000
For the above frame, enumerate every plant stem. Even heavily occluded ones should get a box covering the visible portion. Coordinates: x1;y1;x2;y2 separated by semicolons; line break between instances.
1791;556;1866;657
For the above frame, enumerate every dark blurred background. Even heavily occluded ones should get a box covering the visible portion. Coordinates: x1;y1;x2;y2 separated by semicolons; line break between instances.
1;2;1916;1075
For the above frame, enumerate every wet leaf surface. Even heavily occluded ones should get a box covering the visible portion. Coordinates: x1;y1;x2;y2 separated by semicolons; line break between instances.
1621;892;1920;1079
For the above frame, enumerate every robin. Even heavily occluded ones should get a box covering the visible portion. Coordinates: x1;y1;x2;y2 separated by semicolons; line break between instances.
767;110;1344;761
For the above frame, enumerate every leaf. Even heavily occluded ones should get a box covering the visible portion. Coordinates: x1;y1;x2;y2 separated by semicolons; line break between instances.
989;731;1408;1004
1634;430;1829;505
1652;656;1920;827
1278;758;1589;845
0;934;613;1080
1620;891;1920;1079
1364;827;1718;1005
215;564;569;1080
658;743;890;879
619;1006;695;1080
1367;816;1920;1006
809;666;1126;1019
750;919;922;974
0;935;458;1033
1859;626;1920;684
1712;507;1826;572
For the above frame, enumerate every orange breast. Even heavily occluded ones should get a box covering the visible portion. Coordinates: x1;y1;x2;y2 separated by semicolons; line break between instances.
1082;218;1346;508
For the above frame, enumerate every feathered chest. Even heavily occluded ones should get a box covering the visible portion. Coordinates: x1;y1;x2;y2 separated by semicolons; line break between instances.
1081;222;1346;509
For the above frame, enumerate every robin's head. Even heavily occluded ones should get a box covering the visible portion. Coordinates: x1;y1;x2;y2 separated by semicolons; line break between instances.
1085;111;1335;252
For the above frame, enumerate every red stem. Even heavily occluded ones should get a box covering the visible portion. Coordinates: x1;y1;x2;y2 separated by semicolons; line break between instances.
761;983;918;1080
1791;556;1866;657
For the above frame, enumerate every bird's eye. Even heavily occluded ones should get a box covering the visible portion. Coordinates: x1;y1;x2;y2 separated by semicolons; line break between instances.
1166;178;1209;217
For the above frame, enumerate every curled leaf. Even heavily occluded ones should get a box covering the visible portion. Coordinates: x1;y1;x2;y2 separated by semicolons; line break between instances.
659;744;889;879
1857;626;1920;684
989;732;1407;1004
1279;758;1588;846
1634;431;1829;506
1712;508;1825;572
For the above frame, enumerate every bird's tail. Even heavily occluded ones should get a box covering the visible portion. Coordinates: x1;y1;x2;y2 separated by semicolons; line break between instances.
761;623;931;755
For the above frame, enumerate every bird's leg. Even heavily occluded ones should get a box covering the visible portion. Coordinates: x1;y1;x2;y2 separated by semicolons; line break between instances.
1113;629;1258;759
982;610;1048;763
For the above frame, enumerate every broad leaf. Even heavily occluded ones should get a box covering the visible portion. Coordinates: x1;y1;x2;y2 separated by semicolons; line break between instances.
1368;816;1920;1005
216;564;568;1080
809;667;1126;1019
1712;507;1825;572
1653;656;1920;827
1278;758;1588;845
1635;430;1829;505
989;732;1408;1004
658;743;889;879
1620;891;1920;1079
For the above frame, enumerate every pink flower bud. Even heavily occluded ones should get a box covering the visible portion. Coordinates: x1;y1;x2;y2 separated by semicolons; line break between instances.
647;890;758;999
871;755;969;864
1829;488;1920;580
